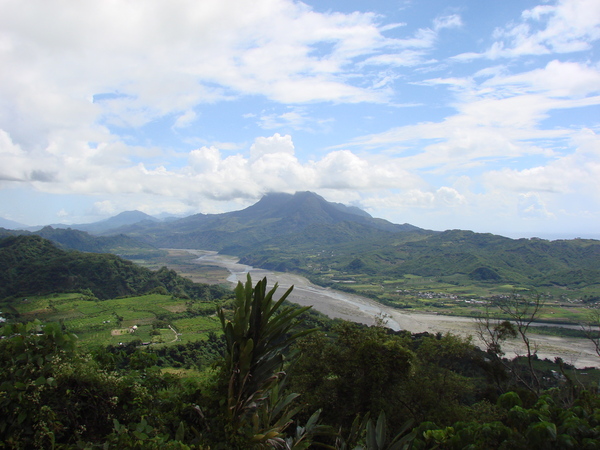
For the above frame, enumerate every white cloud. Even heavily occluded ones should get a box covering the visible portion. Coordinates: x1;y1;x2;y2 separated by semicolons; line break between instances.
15;132;429;211
433;14;463;31
173;110;198;129
481;60;600;98
250;133;295;160
482;128;600;196
362;186;465;210
56;208;69;218
0;0;597;238
0;0;411;154
345;59;600;175
188;146;222;174
257;109;333;132
363;14;462;68
455;0;600;60
92;200;117;216
517;193;555;219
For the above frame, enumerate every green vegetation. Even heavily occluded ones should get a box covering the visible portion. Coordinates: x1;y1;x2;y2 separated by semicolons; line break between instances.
0;226;166;259
3;194;600;447
239;231;600;307
235;232;600;326
2;277;600;448
0;235;229;301
0;292;224;350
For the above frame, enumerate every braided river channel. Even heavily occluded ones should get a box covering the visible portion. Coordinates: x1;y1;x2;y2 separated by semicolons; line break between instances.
189;250;600;369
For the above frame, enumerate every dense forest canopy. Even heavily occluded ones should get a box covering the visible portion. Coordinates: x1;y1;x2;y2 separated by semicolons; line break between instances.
0;235;226;301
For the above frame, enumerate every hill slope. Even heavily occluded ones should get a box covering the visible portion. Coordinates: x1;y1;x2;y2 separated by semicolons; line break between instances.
0;235;227;300
239;227;600;290
0;226;164;258
29;191;598;293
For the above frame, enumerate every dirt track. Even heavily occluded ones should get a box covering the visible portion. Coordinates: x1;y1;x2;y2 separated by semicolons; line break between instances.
191;250;600;369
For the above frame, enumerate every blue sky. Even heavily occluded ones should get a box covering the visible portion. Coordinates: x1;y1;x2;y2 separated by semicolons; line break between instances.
0;0;599;239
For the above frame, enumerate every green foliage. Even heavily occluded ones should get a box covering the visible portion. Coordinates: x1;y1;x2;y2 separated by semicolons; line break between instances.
413;391;600;449
0;235;230;301
0;320;76;447
2;311;600;449
362;412;416;450
239;227;600;300
291;323;415;430
217;274;316;447
0;318;217;448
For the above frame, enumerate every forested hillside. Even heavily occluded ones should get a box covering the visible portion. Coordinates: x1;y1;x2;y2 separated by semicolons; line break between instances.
2;275;600;449
68;191;600;295
239;228;600;292
0;235;224;300
0;226;165;258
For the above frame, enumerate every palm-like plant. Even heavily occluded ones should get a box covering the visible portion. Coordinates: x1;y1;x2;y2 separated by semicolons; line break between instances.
218;274;315;446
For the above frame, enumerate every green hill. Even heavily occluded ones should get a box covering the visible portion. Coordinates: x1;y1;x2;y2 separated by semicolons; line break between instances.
237;228;600;292
17;191;598;295
0;226;165;258
0;235;227;300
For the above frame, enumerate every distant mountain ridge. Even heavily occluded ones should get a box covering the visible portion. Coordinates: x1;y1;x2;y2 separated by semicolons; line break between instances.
2;191;599;294
0;226;164;258
106;191;426;251
46;210;159;234
0;217;28;230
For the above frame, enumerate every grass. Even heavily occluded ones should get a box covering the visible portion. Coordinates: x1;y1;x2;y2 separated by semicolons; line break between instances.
1;292;223;350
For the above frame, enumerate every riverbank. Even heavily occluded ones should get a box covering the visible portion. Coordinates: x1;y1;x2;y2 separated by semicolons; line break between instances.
189;250;600;368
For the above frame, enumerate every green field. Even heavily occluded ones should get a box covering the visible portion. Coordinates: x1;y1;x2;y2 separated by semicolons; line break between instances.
1;292;222;350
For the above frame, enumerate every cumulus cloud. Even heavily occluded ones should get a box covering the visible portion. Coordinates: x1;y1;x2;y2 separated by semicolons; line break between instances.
0;0;409;153
7;131;432;214
250;134;295;160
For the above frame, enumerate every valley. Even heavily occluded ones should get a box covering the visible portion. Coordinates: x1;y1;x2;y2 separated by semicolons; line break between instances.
145;248;600;368
5;191;599;369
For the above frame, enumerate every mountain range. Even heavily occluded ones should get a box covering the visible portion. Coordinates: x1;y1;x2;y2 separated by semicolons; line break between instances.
1;191;599;292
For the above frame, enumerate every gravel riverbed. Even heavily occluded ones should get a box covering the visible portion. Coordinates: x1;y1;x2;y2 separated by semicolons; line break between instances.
191;250;600;369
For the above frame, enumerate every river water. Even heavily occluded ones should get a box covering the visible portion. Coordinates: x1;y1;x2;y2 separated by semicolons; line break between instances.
193;250;600;368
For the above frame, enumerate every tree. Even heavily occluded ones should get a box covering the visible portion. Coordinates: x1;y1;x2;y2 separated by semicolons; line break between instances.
475;293;545;395
290;322;414;431
581;308;600;358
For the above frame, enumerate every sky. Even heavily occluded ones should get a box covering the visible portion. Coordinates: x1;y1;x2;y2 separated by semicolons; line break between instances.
0;0;599;239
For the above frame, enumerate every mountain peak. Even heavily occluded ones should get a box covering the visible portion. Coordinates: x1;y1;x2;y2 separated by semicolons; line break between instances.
231;191;394;230
107;210;157;223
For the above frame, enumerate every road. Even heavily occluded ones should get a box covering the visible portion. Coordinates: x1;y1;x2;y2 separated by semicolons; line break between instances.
192;250;600;369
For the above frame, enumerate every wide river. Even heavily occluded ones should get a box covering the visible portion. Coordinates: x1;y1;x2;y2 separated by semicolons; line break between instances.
191;250;600;369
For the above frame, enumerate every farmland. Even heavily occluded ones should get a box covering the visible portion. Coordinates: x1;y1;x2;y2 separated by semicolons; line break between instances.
2;292;223;350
